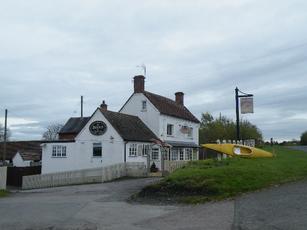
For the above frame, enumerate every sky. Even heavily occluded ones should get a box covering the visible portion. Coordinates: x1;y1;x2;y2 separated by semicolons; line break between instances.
0;0;307;142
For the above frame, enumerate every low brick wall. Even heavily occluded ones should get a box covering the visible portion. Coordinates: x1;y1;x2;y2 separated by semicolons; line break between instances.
22;162;147;190
0;167;7;190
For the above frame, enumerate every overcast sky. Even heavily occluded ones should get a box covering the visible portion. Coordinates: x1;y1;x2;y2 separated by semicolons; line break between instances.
0;0;307;142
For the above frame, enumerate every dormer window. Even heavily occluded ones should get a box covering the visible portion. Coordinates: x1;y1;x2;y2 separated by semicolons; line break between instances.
142;100;147;111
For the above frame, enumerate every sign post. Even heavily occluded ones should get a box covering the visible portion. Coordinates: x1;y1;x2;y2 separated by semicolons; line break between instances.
235;87;253;143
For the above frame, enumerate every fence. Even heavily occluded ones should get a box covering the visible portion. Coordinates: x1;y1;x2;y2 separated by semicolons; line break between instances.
164;160;189;173
216;139;255;147
0;167;7;190
22;162;146;190
7;166;41;187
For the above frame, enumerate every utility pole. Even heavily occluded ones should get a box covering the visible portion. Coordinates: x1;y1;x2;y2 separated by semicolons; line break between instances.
2;109;7;164
81;96;83;118
235;88;240;143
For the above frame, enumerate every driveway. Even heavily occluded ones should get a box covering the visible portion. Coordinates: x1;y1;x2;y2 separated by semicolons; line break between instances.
1;178;307;230
0;178;234;230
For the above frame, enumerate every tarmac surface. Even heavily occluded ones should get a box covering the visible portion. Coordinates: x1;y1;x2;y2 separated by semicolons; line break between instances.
1;177;307;230
286;145;307;152
0;178;234;230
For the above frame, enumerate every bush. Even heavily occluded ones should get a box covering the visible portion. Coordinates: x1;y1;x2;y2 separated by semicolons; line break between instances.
301;131;307;145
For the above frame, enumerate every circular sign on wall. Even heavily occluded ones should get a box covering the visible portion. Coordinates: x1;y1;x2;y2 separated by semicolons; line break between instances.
89;121;107;136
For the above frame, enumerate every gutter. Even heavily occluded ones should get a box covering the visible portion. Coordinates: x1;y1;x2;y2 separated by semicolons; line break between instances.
124;141;127;162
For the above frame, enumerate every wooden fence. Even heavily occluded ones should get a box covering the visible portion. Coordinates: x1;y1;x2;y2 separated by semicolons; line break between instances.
7;166;41;187
164;160;189;173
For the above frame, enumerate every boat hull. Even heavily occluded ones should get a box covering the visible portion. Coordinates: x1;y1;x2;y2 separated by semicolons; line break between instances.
202;144;273;158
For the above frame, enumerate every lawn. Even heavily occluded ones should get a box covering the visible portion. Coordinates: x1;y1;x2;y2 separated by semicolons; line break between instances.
139;146;307;203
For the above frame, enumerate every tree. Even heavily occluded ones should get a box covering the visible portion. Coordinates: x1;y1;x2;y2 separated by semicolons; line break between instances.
199;112;262;144
0;123;11;141
42;123;63;140
300;131;307;145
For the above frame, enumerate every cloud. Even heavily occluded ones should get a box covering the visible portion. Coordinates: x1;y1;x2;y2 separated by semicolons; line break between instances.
0;0;307;141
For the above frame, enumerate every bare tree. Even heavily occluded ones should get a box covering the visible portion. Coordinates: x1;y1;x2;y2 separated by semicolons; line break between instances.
42;123;63;140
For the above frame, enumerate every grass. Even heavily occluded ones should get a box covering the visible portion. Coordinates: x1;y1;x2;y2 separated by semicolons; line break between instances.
139;146;307;204
0;190;9;198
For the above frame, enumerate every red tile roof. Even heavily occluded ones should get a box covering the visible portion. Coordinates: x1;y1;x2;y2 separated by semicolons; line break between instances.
143;91;200;123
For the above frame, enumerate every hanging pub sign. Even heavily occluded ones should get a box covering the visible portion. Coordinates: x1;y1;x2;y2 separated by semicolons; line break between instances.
240;97;254;114
89;121;107;135
180;125;189;134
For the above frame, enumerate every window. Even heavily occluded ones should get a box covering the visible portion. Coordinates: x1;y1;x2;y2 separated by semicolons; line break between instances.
52;146;56;157
192;149;198;160
167;124;174;136
171;149;178;161
129;143;137;157
151;148;159;160
185;148;192;160
142;100;147;110
188;127;193;138
52;145;67;157
179;149;184;160
93;143;102;157
62;146;67;157
142;144;150;156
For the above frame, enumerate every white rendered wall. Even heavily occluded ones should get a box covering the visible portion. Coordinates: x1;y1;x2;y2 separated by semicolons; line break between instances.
159;115;200;144
42;109;126;174
119;93;161;136
125;142;162;169
12;152;31;167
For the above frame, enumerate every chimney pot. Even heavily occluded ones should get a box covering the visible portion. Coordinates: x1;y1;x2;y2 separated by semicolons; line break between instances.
175;92;184;106
100;100;108;111
134;75;145;93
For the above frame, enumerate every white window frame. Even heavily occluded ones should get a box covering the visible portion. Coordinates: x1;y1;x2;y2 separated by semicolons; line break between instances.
129;143;137;157
52;146;57;157
167;124;174;136
142;144;150;156
151;148;159;160
179;149;184;160
52;145;67;158
171;149;178;161
185;148;192;160
192;149;198;160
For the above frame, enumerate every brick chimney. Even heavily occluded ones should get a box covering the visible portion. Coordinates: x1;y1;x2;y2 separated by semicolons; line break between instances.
175;92;184;106
134;75;145;93
100;100;108;111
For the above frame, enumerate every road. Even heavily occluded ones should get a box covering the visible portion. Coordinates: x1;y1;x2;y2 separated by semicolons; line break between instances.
286;145;307;152
0;178;233;230
1;177;307;230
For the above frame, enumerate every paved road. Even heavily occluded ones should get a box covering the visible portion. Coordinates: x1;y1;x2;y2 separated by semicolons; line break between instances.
234;180;307;230
286;145;307;152
1;177;307;230
0;178;234;230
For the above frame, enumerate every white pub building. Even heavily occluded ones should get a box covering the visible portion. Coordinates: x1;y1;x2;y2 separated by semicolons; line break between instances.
42;75;200;174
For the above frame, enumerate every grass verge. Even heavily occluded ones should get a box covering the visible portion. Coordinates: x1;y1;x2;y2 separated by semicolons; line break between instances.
0;190;9;198
138;146;307;204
